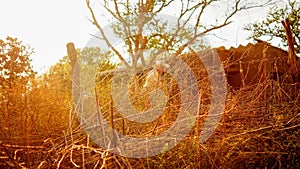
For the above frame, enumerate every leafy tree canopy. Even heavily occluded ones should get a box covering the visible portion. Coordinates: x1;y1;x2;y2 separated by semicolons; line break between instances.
0;36;35;89
41;46;116;94
245;0;300;53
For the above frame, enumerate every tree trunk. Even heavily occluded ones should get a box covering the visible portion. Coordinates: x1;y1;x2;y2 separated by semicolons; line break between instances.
281;18;298;83
66;43;82;114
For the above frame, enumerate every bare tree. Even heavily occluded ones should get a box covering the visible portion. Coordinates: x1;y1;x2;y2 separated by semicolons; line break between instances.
86;0;271;70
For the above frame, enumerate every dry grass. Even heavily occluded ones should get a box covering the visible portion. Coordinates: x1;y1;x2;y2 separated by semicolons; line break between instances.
1;54;299;168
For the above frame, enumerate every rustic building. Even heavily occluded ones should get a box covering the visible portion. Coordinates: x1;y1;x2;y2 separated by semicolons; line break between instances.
213;41;299;89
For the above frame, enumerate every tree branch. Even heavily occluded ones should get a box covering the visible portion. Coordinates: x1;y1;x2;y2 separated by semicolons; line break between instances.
86;0;130;68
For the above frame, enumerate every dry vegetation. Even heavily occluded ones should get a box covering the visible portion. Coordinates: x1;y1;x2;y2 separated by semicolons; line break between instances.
1;48;299;168
2;0;300;168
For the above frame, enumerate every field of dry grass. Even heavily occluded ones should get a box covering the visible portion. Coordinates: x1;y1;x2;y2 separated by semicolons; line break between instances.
0;55;299;168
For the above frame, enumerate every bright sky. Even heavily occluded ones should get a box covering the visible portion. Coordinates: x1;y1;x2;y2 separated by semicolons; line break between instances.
0;0;98;73
0;0;285;73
